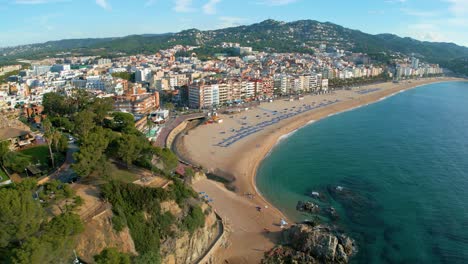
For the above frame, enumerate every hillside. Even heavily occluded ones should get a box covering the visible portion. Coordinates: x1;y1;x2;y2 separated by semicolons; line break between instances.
1;19;467;74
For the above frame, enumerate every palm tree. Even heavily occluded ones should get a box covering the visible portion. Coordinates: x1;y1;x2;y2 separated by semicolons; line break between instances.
43;119;60;168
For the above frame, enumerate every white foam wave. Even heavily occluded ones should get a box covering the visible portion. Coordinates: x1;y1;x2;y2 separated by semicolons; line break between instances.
267;119;317;156
278;129;298;142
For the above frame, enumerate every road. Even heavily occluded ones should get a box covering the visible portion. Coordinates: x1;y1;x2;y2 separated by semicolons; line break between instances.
48;140;79;183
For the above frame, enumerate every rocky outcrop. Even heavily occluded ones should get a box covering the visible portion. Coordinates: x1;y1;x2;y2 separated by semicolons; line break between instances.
75;210;137;263
161;203;220;264
161;200;183;216
75;200;219;264
263;224;356;264
296;201;320;213
324;207;340;221
186;171;208;185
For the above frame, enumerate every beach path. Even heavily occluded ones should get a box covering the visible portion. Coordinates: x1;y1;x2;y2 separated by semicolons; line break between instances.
193;179;284;263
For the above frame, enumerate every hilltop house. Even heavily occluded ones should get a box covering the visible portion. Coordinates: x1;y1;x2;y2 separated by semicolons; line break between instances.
0;127;34;150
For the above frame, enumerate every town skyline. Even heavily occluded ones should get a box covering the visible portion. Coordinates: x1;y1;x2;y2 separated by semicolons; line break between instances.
1;0;468;47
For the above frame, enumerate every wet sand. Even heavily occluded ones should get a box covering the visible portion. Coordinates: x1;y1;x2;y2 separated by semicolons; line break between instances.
180;77;464;263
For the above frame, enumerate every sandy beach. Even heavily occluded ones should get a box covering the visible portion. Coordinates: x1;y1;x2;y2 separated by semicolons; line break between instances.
178;77;465;263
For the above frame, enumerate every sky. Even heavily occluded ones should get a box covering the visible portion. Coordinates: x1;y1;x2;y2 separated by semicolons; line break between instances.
0;0;467;47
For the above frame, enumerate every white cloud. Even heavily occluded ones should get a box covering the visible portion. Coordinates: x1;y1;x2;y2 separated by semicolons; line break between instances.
96;0;111;10
394;0;468;46
258;0;298;6
445;0;468;16
400;8;438;17
174;0;194;12
218;16;247;28
203;0;221;14
407;23;444;42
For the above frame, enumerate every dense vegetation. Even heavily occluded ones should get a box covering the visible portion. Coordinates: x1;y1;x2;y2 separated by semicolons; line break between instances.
328;73;392;88
111;72;135;82
443;57;468;76
41;90;179;177
1;20;467;74
101;180;204;263
40;89;206;262
0;179;84;263
94;247;132;264
0;140;66;175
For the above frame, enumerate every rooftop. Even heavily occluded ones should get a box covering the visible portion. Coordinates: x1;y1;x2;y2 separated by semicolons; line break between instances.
0;127;31;141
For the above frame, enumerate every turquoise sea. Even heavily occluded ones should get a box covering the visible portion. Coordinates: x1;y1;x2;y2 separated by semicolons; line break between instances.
256;81;468;263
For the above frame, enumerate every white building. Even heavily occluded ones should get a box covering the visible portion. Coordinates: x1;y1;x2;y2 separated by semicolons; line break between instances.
188;83;220;109
135;68;152;83
321;79;329;91
32;65;51;76
98;58;112;65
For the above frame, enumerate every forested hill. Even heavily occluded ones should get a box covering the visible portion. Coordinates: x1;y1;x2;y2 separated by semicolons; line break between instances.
1;19;467;74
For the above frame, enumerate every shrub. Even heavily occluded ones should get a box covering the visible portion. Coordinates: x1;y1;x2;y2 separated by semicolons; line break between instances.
181;205;205;234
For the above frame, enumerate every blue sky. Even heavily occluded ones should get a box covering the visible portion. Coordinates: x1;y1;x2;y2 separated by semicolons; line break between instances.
0;0;467;47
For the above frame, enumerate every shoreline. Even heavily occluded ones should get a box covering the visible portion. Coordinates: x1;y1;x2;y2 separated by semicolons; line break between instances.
250;78;466;219
249;80;454;221
182;77;466;263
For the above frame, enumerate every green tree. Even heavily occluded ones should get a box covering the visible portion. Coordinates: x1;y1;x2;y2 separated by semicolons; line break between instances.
146;115;153;131
116;134;144;167
159;148;178;172
0;188;45;247
94;248;131;264
42;93;69;117
50;116;74;132
56;134;68;153
184;167;195;178
11;237;46;264
43;119;61;168
73;127;110;177
109;112;135;133
73;110;96;139
2;152;29;173
134;251;161;264
0;140;10;165
181;205;205;234
69;89;93;112
111;72;135;82
11;213;84;264
88;97;114;125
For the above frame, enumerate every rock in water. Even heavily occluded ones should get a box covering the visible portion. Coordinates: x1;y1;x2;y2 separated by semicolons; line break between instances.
325;207;340;221
262;224;356;264
296;201;320;213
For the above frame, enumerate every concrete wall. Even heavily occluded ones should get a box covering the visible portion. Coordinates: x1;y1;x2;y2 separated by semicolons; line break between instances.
166;121;188;149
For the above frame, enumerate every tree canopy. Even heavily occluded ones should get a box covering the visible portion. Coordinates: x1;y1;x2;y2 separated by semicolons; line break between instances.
0;186;44;247
0;180;84;264
94;248;131;264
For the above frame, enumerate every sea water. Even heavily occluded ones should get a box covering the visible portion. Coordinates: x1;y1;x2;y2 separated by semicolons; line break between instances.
256;81;468;263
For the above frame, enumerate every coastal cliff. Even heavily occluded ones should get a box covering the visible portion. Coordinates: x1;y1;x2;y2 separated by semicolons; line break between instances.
161;203;220;264
75;202;219;264
75;210;137;263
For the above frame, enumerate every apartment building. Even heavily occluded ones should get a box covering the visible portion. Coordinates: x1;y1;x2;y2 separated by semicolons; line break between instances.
188;83;220;109
114;92;160;115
